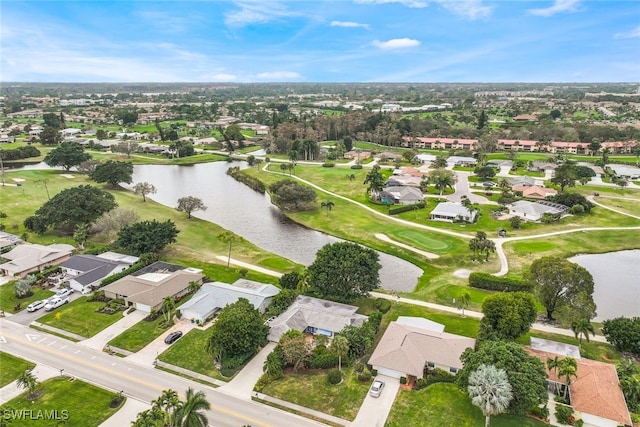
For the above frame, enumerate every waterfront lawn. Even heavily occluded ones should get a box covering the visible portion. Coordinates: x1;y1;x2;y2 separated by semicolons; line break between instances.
37;297;123;338
0;352;36;387
0;285;55;314
1;377;122;427
259;367;369;421
386;383;548;427
157;329;223;381
107;314;171;353
589;195;640;217
519;331;620;364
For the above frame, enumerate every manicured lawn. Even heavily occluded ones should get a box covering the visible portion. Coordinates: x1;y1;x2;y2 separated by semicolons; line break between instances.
590;195;640;217
37;297;123;338
381;303;481;338
0;377;123;426
0;284;55;314
387;383;548;427
0;352;36;387
157;329;224;380
260;367;370;421
518;330;620;364
107;314;171;352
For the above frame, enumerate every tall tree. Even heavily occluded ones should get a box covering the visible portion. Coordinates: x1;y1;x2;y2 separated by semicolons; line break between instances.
91;208;138;238
479;292;537;341
217;231;237;268
39;125;63;145
116;219;179;255
205;298;268;364
113;140;140;158
133;182;157;202
175;387;210;427
161;296;175;324
332;335;350;371
269;180;317;211
558;357;578;400
279;330;309;373
91;160;134;187
434;172;454;196
571;318;595;348
44;140;92;170
320;200;335;217
176;196;207;219
16;369;39;398
363;165;385;200
551;163;578;192
468;364;513;427
457;290;471;317
458;341;547;415
25;185;117;232
307;242;380;303
528;256;596;321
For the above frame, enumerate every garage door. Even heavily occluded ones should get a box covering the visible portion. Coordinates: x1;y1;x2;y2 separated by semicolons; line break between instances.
375;367;403;379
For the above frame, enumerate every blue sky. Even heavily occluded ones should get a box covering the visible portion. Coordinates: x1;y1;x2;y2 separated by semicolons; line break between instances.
1;0;639;82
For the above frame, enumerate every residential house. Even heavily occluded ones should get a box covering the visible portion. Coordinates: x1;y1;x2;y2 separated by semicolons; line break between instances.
508;200;568;221
413;154;438;164
601;141;638;154
59;252;139;294
385;176;423;188
60;128;82;137
369;317;475;381
178;279;280;324
380;186;423;205
608;164;640;180
512;185;558;200
395;167;427;177
267;296;368;342
508;175;544;187
0;232;21;251
101;262;204;313
497;139;539;152
550;141;590;155
375;152;404;162
343;150;371;161
446;156;477;167
513;114;538;121
0;243;74;278
430;202;477;223
526;338;632;427
531;161;559;173
0;135;15;143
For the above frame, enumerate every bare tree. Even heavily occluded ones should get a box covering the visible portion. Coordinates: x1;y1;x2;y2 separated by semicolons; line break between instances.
133;182;157;202
176;196;207;219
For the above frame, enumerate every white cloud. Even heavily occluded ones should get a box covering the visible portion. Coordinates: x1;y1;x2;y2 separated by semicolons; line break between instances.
356;0;492;19
372;38;421;50
355;0;428;8
614;25;640;39
256;71;302;80
528;0;582;17
225;1;299;27
330;21;370;30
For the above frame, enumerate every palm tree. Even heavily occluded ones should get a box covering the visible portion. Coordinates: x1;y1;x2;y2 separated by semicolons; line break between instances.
547;356;561;394
571;318;595;348
131;408;163;427
332;335;349;371
152;389;180;427
457;290;471;317
558;357;578;400
188;281;201;295
161;296;176;325
217;231;236;268
321;200;335;217
175;387;210;427
481;239;496;262
467;364;513;427
363;165;385;200
16;369;38;398
434;174;454;197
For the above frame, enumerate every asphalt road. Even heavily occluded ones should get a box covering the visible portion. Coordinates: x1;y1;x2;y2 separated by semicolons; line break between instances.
0;318;325;427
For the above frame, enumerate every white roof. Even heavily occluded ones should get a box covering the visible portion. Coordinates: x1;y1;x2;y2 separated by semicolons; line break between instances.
430;202;474;217
396;316;445;333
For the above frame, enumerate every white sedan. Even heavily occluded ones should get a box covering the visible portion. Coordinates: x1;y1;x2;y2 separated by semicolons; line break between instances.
26;300;48;312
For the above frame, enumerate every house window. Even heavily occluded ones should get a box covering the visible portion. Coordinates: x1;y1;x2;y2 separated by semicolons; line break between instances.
427;362;435;369
449;367;458;374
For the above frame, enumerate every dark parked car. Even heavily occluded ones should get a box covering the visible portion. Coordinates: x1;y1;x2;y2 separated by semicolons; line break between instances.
164;331;183;344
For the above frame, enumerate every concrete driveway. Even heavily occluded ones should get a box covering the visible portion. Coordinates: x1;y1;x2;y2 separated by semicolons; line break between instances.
350;375;400;427
6;291;83;326
124;318;197;367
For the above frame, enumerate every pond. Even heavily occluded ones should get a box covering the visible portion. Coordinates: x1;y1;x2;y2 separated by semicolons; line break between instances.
130;162;422;292
569;250;640;321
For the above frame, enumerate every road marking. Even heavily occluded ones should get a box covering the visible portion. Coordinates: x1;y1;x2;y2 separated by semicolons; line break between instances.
47;341;56;347
60;345;67;350
3;330;274;427
38;337;47;344
111;362;116;366
25;334;40;342
91;355;95;359
0;336;7;344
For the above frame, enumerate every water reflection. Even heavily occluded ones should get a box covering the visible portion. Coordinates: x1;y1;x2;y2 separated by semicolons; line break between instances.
130;162;421;291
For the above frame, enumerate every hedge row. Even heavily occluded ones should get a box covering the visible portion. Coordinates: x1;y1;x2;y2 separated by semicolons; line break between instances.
99;260;150;287
468;272;532;292
388;201;426;216
226;166;266;193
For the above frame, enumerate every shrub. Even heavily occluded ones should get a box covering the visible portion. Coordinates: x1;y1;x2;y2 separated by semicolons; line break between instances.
414;368;456;390
468;272;532;292
327;369;342;385
371;368;377;376
529;405;549;421
322;162;335;168
555;404;573;425
357;370;372;382
374;298;392;313
354;362;365;373
308;346;338;369
388;201;426;215
602;317;640;355
574;418;584;427
400;376;407;385
350;164;363;169
569;204;585;215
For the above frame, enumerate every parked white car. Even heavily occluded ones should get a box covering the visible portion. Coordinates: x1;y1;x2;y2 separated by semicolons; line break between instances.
55;288;74;298
44;296;69;311
26;300;48;312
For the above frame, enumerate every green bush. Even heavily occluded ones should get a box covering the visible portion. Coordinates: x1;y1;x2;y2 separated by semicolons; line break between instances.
357;370;372;382
468;272;531;292
354;362;365;373
308;346;338;369
555;404;573;424
529;405;549;421
414;368;456;390
400;376;407;385
374;298;392;313
388;201;426;215
350;164;363;169
327;369;342;385
322;162;336;168
371;368;377;376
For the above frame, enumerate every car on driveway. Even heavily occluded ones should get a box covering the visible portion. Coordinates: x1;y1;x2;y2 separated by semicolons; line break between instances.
27;300;48;312
164;331;183;344
370;379;385;398
55;288;74;298
44;296;69;311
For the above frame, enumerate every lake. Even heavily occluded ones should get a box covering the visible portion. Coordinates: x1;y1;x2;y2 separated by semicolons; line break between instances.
570;250;640;321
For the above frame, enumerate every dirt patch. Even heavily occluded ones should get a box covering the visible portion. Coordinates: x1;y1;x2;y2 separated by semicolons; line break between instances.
453;269;472;279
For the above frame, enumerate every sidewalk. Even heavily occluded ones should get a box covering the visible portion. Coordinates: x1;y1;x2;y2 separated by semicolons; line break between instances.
99;398;150;427
80;310;146;351
218;342;276;399
0;364;60;404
